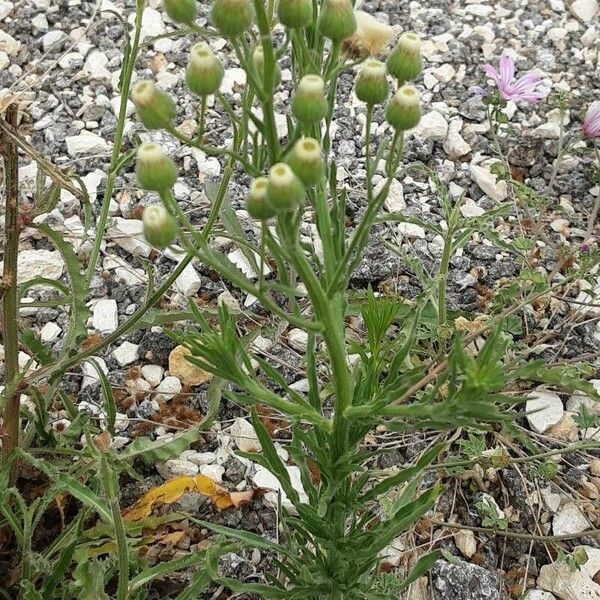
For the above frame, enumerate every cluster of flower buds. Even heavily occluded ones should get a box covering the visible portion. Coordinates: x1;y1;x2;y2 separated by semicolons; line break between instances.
246;138;325;219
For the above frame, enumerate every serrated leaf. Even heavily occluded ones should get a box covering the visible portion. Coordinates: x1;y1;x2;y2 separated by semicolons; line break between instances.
121;426;201;464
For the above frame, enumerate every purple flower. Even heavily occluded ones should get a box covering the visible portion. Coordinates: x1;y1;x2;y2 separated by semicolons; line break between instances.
484;54;546;104
583;101;600;138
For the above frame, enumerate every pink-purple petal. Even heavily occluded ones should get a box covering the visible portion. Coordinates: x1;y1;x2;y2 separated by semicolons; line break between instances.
584;101;600;138
498;54;515;88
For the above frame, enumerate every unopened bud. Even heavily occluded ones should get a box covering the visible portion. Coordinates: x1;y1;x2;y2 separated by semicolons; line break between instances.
387;33;422;83
355;59;388;105
247;177;276;220
278;0;313;29
136;143;178;193
286;137;325;187
267;163;305;211
292;74;328;125
186;42;224;97
131;80;176;130
386;85;421;131
211;0;254;38
163;0;197;24
318;0;357;42
252;46;282;87
143;205;178;249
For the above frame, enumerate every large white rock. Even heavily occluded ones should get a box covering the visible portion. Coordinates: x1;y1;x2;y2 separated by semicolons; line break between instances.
443;119;471;159
66;131;110;156
40;321;61;343
398;222;426;239
570;0;599;22
0;30;20;55
460;198;485;218
566;380;600;417
252;464;308;512
526;592;556;600
470;163;508;202
82;356;108;388
538;556;600;600
381;179;406;212
155;376;181;400
0;1;14;20
141;364;164;387
230;418;262;453
553;502;590;536
92;299;119;334
3;249;64;284
526;390;564;434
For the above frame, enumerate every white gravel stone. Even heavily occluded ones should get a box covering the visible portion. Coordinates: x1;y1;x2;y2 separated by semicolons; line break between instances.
83;50;111;80
381;179;406;212
92;299;119;334
454;529;477;558
526;592;556;600
40;322;61;343
460;198;485;218
3;249;64;284
566;380;600;417
553;502;590;535
186;451;216;466
108;218;152;257
0;1;13;20
231;418;262;453
155;376;181;400
470;163;508;202
570;0;599;22
0;50;8;70
82;357;108;388
288;328;309;353
141;364;164;387
539;557;600;600
66;131;110;156
398;222;426;239
0;30;20;55
252;464;308;512
42;30;63;51
199;464;225;482
157;459;199;478
443;119;471;159
175;262;202;297
112;341;139;367
465;3;494;16
221;68;247;94
415;111;448;141
526;390;564;434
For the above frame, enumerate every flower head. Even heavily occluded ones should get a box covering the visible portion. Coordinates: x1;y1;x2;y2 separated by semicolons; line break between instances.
353;11;395;56
583;101;600;138
484;54;546;104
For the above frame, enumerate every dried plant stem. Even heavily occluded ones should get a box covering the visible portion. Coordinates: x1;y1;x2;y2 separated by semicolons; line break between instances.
1;104;20;482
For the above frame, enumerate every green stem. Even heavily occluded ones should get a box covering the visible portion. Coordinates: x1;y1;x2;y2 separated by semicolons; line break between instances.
100;456;129;600
437;226;453;334
195;95;208;144
84;1;144;287
1;105;20;483
365;104;373;204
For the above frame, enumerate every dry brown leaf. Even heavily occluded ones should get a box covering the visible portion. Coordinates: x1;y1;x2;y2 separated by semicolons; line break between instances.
123;475;252;522
158;530;186;546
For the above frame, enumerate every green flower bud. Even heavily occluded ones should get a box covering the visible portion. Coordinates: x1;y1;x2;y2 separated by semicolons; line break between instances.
136;143;178;193
163;0;197;24
355;59;389;105
387;32;422;83
267;163;305;211
386;84;421;131
278;0;313;29
186;42;224;97
131;80;176;130
143;205;178;249
292;74;328;125
252;46;282;87
211;0;254;38
285;137;325;187
247;177;276;220
318;0;357;42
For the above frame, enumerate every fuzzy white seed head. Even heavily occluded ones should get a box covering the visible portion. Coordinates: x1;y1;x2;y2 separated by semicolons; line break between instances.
354;10;395;56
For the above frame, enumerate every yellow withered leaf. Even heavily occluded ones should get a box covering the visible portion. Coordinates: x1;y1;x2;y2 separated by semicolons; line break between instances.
123;475;253;522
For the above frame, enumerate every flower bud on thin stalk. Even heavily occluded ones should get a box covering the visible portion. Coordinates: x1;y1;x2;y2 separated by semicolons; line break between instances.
386;84;421;131
247;177;276;220
278;0;313;29
186;42;224;97
355;59;389;106
162;0;197;25
131;80;176;130
143;204;178;249
211;0;254;38
267;163;305;212
286;138;325;187
292;74;328;126
387;32;422;84
318;0;357;42
136;143;178;193
252;46;282;88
